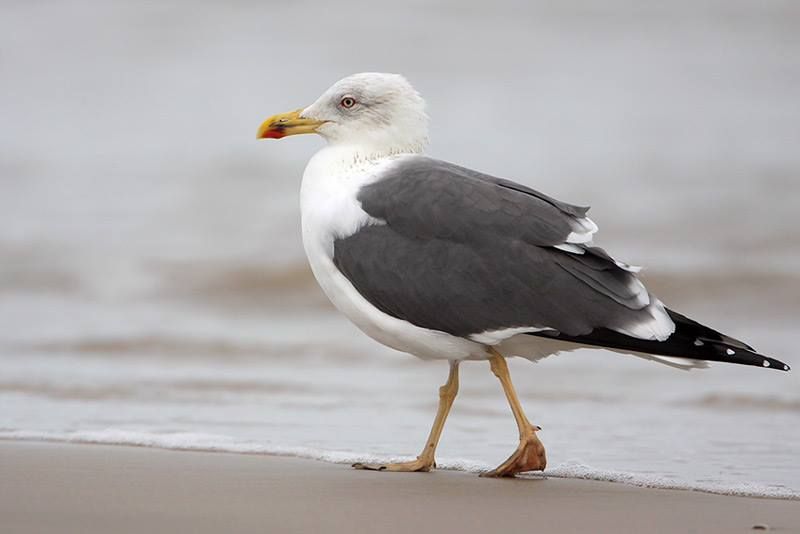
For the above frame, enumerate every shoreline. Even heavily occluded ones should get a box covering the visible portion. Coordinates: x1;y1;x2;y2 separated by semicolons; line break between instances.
2;440;798;534
1;432;796;501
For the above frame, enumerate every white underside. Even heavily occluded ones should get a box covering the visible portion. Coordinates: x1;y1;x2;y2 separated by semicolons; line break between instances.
300;147;489;361
298;146;696;367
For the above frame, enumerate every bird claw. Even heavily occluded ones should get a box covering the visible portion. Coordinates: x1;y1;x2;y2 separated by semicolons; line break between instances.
480;427;547;478
351;458;434;472
351;462;386;471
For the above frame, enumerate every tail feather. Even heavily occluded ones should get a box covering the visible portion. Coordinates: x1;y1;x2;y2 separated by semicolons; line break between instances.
529;308;790;372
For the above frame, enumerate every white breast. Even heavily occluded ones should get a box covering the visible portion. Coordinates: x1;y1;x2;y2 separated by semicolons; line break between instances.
295;148;696;369
299;147;484;361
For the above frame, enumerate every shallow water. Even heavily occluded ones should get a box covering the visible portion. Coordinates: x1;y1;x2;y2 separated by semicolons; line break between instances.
1;0;799;498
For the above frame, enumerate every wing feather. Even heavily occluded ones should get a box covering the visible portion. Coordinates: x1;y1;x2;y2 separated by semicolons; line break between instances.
334;156;672;341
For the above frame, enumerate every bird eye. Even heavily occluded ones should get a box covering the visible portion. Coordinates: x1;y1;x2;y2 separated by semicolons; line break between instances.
340;96;356;109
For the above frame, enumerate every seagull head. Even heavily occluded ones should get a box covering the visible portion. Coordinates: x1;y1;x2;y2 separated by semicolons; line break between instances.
257;72;429;155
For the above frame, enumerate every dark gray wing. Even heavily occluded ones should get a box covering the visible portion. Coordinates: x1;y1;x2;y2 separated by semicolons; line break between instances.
359;157;597;247
333;156;672;341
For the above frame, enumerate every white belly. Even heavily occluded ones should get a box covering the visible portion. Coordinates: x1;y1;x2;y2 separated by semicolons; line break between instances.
292;147;699;370
304;241;487;360
298;147;485;361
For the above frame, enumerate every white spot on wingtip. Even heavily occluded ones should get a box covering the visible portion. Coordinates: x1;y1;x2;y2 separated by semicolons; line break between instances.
785;365;790;371
763;360;770;367
726;348;735;355
694;339;704;347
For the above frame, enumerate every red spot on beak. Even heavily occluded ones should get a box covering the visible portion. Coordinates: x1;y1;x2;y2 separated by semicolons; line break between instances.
260;127;286;139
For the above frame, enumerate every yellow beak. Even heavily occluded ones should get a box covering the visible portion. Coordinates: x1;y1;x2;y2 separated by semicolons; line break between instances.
256;108;326;139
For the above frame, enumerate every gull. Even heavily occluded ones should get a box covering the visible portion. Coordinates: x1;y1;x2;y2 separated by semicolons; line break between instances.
256;72;789;477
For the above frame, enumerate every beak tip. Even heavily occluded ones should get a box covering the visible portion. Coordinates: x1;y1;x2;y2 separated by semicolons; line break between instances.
256;108;317;141
257;128;285;140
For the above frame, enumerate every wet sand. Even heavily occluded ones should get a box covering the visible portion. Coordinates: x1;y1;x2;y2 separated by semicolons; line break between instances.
1;441;797;534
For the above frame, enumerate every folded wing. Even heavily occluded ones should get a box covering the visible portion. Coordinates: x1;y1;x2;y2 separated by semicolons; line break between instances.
334;156;673;342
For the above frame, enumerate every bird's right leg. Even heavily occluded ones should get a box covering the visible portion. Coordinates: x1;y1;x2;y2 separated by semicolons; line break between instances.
353;360;460;472
481;347;547;477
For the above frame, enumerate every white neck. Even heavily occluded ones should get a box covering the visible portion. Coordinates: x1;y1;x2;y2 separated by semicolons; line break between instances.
300;143;408;259
312;141;423;173
318;113;429;165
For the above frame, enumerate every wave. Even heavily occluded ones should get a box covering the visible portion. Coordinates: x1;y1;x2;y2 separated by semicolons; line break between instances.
161;261;800;309
678;393;800;412
1;429;796;500
155;260;327;309
19;335;283;358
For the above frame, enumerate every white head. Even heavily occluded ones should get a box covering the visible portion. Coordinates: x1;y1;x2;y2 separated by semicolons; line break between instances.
257;72;428;156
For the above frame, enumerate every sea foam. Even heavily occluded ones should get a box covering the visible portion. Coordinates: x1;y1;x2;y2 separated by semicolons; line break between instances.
2;429;797;500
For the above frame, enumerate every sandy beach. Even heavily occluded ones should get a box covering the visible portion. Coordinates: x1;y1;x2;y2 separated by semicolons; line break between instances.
2;2;799;532
1;441;797;534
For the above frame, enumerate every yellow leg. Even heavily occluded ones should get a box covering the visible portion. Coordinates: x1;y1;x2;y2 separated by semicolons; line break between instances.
480;347;547;477
353;360;460;472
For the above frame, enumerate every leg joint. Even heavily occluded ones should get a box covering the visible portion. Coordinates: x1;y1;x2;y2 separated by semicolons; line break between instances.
488;350;507;378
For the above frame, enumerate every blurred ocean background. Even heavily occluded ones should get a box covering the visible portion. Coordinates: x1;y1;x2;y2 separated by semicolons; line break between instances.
1;0;798;497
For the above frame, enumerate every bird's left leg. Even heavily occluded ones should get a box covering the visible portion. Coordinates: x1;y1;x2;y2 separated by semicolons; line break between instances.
481;347;547;477
353;360;460;472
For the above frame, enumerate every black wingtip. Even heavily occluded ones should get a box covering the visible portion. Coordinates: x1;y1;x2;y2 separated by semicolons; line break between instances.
528;329;791;372
769;357;791;372
761;356;790;372
705;341;790;372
